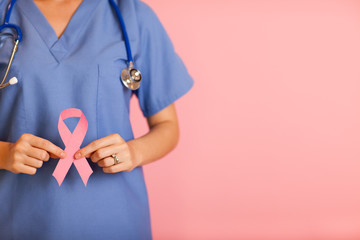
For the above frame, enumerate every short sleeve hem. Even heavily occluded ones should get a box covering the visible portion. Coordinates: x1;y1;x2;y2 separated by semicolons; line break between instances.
140;75;194;118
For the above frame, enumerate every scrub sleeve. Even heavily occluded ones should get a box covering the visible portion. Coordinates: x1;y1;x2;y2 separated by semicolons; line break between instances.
0;0;194;239
134;2;194;117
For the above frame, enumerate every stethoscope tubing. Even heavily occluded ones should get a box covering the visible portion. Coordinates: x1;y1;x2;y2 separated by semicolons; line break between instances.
2;0;22;41
108;0;133;64
0;23;22;41
0;0;142;90
3;0;132;58
4;0;16;25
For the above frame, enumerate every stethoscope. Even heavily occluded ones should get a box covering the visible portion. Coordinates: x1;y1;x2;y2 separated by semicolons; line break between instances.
0;0;142;90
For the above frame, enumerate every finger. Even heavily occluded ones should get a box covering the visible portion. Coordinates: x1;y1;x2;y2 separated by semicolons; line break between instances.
18;164;37;175
98;156;121;168
23;156;43;169
90;145;122;163
49;153;59;159
75;134;124;159
28;135;66;159
103;161;132;173
25;147;50;162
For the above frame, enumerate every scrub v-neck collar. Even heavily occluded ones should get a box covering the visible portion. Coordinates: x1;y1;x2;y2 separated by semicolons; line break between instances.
16;0;101;62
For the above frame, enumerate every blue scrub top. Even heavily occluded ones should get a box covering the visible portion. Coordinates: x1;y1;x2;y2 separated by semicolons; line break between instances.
0;0;194;239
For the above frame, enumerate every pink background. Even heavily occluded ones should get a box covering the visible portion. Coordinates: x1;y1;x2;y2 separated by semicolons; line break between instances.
130;1;360;239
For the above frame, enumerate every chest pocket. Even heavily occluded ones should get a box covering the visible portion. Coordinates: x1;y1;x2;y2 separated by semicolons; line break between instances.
97;42;135;141
0;34;26;142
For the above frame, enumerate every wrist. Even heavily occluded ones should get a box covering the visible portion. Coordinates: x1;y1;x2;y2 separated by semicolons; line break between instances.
127;140;143;168
0;141;11;170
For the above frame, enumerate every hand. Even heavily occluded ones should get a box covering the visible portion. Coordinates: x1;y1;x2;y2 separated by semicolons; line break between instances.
74;133;141;173
1;133;66;175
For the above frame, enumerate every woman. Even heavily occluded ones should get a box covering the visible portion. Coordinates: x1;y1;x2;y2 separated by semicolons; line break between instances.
0;0;194;239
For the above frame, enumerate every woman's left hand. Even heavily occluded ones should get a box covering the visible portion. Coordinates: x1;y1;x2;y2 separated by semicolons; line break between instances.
74;133;140;173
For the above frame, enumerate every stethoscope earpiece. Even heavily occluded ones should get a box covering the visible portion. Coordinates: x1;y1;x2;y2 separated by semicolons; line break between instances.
121;62;142;90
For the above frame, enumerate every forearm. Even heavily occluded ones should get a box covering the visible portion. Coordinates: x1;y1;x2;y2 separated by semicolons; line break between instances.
127;120;179;167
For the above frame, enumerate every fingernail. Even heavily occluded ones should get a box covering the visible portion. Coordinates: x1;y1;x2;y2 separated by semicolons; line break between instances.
60;152;66;158
75;152;81;159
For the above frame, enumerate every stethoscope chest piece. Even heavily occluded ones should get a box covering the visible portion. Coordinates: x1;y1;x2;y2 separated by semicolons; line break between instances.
121;62;142;90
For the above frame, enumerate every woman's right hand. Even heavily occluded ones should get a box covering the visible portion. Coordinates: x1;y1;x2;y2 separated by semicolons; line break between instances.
0;133;66;175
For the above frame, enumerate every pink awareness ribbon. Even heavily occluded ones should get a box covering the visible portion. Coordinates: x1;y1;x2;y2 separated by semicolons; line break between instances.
52;108;93;186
